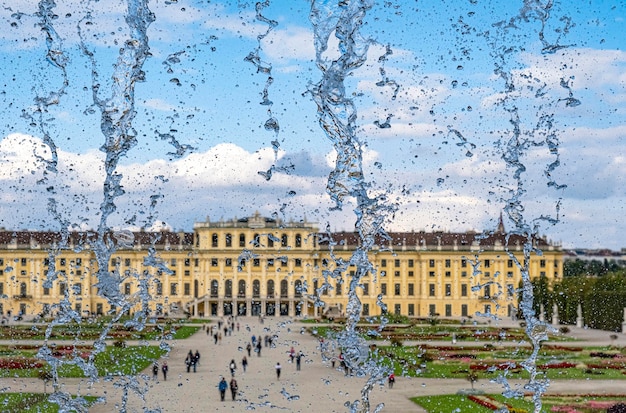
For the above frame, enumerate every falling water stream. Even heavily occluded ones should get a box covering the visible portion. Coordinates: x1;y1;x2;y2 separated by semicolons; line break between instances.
0;0;581;412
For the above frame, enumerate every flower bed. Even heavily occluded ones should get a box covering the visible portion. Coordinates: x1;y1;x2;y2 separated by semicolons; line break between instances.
467;394;525;411
51;349;92;359
543;345;584;352
589;352;623;359
586;361;626;370
470;361;520;371
0;358;45;369
538;362;577;369
468;394;500;410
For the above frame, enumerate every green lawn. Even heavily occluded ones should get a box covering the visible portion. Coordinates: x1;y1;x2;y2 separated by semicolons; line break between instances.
412;394;626;413
141;325;200;340
412;394;534;412
0;393;98;413
0;324;200;341
377;344;626;380
0;345;166;378
412;394;491;413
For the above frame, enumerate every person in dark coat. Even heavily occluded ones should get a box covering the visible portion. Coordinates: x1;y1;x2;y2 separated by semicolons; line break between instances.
152;363;159;380
229;377;238;401
161;361;168;381
295;352;302;371
218;377;228;401
186;350;194;373
242;356;248;373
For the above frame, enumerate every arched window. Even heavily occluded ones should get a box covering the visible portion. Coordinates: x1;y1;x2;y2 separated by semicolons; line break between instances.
239;233;246;247
225;279;232;298
252;233;260;247
281;234;288;247
294;279;303;297
295;233;302;248
280;279;288;298
267;234;274;248
20;282;27;297
238;280;246;298
267;280;275;298
210;280;219;298
252;280;260;298
211;233;218;248
225;233;232;247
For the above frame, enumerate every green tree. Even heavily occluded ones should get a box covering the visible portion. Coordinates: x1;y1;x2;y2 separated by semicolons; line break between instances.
553;275;594;325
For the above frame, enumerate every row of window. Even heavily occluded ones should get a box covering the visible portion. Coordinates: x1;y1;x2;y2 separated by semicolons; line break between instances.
0;281;82;297
362;303;498;318
154;279;305;298
207;233;306;248
0;257;560;267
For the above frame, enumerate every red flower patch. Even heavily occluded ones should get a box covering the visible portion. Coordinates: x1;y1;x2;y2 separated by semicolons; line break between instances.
470;361;519;371
0;358;45;369
538;362;577;369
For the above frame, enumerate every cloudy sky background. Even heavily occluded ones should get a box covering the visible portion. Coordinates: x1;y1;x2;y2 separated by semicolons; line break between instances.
0;0;624;249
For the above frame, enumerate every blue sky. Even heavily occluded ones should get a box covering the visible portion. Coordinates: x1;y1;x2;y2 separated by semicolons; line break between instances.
0;0;625;250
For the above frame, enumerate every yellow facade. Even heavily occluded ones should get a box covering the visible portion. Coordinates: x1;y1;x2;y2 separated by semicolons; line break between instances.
0;213;562;320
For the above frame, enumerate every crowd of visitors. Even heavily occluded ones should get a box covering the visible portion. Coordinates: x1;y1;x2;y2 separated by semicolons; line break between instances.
148;314;356;404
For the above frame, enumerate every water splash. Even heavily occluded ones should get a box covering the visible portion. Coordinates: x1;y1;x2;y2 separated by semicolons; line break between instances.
488;1;573;411
27;0;68;176
244;0;286;182
33;0;160;410
308;1;397;411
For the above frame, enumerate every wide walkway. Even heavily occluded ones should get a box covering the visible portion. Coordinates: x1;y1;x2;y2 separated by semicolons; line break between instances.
1;318;625;412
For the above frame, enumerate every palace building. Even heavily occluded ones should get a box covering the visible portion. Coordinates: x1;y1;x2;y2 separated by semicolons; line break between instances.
0;213;562;320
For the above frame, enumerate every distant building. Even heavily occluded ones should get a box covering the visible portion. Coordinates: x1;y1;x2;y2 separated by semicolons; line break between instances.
564;248;626;266
0;212;562;319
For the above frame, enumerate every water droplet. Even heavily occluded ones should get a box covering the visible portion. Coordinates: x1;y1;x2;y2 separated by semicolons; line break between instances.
264;118;279;132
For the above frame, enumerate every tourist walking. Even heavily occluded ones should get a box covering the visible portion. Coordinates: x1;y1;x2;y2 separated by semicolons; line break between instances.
275;362;281;380
195;350;201;366
241;356;248;373
256;339;262;356
152;363;159;380
185;350;198;372
186;350;194;373
218;377;228;401
246;342;252;357
388;373;395;389
161;361;168;381
229;377;238;401
295;352;302;371
229;359;237;376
